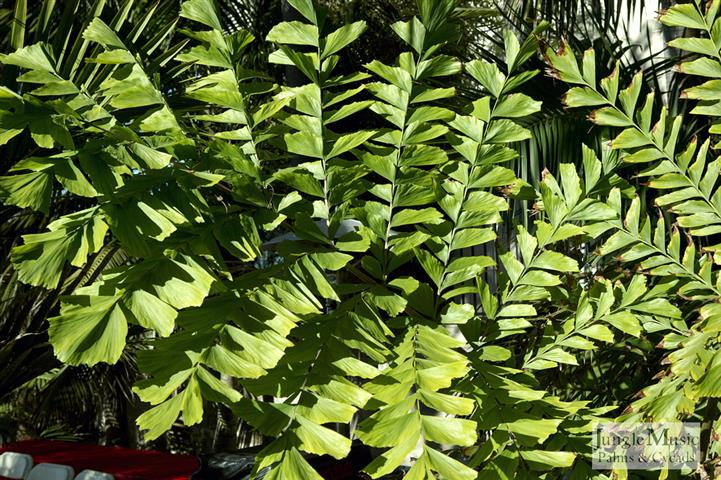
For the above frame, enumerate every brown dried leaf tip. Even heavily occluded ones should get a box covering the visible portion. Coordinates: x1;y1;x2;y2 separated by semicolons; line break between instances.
545;67;561;81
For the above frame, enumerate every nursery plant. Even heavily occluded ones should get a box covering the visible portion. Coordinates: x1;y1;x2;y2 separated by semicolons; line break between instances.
2;0;721;478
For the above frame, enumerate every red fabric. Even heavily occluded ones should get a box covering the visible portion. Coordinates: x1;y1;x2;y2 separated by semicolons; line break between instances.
0;440;198;480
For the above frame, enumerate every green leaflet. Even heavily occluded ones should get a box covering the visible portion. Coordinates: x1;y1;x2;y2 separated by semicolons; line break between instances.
99;64;164;109
11;207;108;288
519;450;576;470
0;152;99;213
136;366;241;440
49;294;128;365
3;43;56;72
213;214;261;261
83;18;125;49
0;169;52;213
179;0;223;31
322;22;366;59
659;3;707;29
49;254;215;365
267;21;319;47
102;186;202;257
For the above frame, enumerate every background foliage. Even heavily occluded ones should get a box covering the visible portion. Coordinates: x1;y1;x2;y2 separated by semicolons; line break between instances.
2;0;721;478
